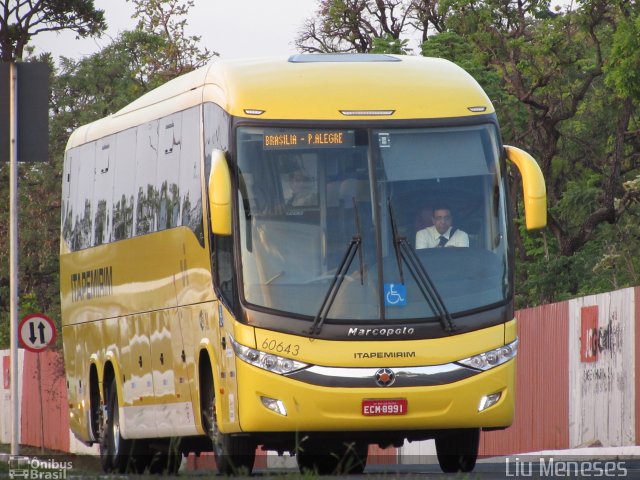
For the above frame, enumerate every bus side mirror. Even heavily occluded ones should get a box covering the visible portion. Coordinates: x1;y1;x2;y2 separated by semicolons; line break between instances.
208;149;232;235
505;145;547;230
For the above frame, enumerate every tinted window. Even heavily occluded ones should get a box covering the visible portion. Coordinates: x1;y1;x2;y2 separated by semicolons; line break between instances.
112;128;136;241
135;120;159;236
93;136;115;246
62;106;204;251
180;107;204;241
157;114;182;231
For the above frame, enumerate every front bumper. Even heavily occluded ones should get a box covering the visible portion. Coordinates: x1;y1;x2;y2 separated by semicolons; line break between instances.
233;357;515;433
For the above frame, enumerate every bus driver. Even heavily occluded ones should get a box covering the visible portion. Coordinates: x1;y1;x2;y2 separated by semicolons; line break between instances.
415;204;469;249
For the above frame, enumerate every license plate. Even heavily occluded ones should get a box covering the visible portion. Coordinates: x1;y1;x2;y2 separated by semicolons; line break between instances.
362;399;408;416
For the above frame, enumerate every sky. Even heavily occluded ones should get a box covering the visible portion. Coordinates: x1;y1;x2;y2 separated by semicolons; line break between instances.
31;0;319;62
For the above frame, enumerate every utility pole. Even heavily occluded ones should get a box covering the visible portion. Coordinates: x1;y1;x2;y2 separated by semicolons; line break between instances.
2;61;49;457
9;61;19;457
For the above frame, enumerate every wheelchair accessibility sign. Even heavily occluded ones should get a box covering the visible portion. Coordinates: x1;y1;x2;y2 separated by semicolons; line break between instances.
384;283;407;306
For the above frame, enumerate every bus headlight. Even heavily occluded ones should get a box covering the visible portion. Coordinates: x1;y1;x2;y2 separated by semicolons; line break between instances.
458;339;518;371
230;336;308;375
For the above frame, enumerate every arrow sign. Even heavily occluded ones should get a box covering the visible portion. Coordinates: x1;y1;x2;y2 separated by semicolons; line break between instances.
38;322;46;344
29;322;36;344
18;314;57;353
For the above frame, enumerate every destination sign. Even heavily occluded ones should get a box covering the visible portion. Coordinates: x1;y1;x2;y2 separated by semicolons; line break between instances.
263;130;354;149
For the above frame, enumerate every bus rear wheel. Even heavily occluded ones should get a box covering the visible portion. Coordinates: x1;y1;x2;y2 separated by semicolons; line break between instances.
435;428;480;473
147;439;183;475
100;378;132;473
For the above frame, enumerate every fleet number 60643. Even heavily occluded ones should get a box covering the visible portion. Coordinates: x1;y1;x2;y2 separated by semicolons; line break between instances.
262;338;300;356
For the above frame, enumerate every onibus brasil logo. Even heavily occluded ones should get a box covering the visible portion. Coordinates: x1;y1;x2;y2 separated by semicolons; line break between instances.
9;456;73;479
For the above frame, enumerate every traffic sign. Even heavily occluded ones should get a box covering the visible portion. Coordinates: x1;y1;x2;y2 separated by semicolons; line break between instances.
18;314;57;352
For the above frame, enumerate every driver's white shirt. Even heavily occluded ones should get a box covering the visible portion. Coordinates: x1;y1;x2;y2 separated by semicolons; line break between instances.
415;226;469;249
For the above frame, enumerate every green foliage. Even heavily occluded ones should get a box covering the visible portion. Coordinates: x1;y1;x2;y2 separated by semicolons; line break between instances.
0;0;106;61
605;13;640;99
52;30;169;133
371;34;410;54
128;0;216;77
0;0;217;351
553;174;601;232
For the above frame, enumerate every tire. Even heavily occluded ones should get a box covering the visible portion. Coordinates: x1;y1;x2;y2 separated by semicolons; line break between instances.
297;440;368;475
148;447;182;475
201;369;255;475
89;375;101;442
214;433;256;475
435;428;480;473
129;439;152;474
100;378;132;473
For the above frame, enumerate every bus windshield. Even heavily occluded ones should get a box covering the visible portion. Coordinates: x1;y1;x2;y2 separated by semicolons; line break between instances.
235;124;509;324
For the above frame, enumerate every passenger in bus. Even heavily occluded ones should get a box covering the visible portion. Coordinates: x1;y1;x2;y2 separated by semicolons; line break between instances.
414;205;433;231
286;170;317;207
415;204;469;249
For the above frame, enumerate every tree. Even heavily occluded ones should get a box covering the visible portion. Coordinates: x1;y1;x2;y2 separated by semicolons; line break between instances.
0;0;105;348
128;0;216;78
296;0;446;53
0;0;106;61
0;1;217;348
51;30;168;141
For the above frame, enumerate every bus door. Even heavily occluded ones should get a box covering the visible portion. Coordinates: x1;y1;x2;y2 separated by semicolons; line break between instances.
215;301;242;432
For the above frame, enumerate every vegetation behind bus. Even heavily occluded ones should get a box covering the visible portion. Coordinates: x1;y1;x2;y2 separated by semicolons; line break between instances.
1;0;640;347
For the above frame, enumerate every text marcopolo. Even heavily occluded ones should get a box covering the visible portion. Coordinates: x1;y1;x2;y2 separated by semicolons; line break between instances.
348;326;415;337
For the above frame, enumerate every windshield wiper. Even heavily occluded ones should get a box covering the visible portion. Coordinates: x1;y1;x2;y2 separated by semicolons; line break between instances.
308;198;364;335
388;199;456;333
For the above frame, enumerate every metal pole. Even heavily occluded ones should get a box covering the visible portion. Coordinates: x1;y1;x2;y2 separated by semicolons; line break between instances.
9;61;20;457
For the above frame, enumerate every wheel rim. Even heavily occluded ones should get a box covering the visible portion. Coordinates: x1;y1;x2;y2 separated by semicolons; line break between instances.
202;379;222;456
112;406;120;456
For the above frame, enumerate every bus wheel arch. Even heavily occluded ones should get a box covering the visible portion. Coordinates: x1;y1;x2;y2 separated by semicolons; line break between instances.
197;349;215;433
197;348;255;474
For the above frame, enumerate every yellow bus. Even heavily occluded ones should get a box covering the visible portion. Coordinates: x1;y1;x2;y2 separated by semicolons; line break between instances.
60;54;546;475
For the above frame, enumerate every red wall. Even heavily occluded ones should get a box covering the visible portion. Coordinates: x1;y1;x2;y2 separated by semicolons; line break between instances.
20;350;70;451
480;302;570;455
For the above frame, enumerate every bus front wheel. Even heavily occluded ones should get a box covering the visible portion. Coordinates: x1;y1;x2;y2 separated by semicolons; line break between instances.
297;440;368;474
202;376;255;474
435;428;480;473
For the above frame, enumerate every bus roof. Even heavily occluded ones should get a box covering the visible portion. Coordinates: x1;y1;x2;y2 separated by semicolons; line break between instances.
66;54;495;150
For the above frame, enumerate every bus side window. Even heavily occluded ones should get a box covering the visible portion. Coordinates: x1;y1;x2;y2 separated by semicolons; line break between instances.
157;113;182;231
112;128;137;242
93;136;115;246
75;143;95;250
135;120;159;235
179;107;204;243
212;234;235;311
